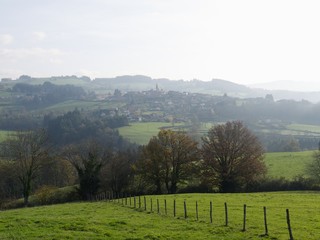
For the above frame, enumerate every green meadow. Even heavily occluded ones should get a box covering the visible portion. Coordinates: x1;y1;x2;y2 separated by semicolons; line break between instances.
1;192;319;239
118;122;184;145
264;151;314;179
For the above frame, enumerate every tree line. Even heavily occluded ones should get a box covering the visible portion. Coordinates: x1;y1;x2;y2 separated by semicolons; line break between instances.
0;121;267;206
1;120;320;208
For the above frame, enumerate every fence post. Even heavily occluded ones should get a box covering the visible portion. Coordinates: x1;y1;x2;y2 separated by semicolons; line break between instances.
224;202;228;226
286;209;294;240
125;194;127;205
164;199;167;215
196;201;199;221
242;204;247;232
144;196;147;211
129;195;132;206
174;199;176;217
139;196;141;209
263;206;268;236
150;198;153;212
157;199;160;214
134;196;136;208
210;201;213;223
184;200;187;219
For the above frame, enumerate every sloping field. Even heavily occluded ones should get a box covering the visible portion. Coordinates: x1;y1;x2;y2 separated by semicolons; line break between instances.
1;192;319;239
265;151;314;179
118;122;184;145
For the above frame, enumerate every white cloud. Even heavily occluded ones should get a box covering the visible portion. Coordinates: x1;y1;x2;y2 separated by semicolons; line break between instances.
0;34;14;45
32;31;46;41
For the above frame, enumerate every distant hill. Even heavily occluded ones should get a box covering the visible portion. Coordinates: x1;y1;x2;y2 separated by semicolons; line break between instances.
3;75;320;102
94;75;320;102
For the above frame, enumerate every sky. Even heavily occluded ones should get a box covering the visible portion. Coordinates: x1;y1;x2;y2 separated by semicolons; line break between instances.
1;0;320;90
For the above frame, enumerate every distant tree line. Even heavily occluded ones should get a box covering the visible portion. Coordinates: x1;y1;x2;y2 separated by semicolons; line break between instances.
11;82;86;106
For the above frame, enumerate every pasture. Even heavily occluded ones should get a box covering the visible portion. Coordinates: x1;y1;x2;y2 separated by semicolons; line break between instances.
118;122;184;145
264;151;314;180
1;192;319;239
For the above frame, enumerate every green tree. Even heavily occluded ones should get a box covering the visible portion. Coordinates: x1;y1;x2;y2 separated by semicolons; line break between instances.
63;140;108;200
306;151;320;183
202;121;266;192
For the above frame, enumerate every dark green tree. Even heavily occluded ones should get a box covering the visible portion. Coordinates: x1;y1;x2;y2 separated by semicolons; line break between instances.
63;140;108;200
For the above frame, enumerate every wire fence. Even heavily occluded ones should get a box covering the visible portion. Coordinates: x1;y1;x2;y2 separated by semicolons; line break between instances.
92;191;320;240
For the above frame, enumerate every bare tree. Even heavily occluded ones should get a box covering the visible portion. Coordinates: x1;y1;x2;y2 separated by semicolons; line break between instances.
202;121;266;192
2;129;50;206
100;150;136;195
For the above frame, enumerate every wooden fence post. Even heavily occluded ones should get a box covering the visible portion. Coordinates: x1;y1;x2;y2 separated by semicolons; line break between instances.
263;206;268;236
224;202;228;226
139;196;141;209
150;198;153;212
210;201;213;223
164;199;167;215
157;199;160;214
174;199;176;217
144;196;147;211
242;204;247;232
196;201;199;221
134;196;136;208
184;200;187;219
286;209;294;240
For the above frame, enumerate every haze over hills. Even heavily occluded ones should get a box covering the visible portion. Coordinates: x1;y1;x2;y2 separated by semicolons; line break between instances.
249;80;320;92
3;75;320;103
94;75;320;103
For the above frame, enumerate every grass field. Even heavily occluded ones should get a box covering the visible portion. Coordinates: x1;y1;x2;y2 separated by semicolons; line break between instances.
264;151;314;179
287;124;320;134
0;130;13;142
118;122;185;145
0;192;319;239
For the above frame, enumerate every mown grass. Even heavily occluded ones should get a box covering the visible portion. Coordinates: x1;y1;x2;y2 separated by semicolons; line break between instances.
264;151;314;179
0;192;319;239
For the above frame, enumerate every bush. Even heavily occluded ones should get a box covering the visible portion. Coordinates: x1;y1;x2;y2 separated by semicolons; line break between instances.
0;185;80;210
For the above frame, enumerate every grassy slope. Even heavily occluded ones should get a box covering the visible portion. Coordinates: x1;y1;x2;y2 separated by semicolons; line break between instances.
118;122;184;145
1;192;320;239
264;151;314;179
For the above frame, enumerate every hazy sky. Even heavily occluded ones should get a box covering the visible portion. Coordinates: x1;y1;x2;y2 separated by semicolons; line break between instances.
1;0;320;88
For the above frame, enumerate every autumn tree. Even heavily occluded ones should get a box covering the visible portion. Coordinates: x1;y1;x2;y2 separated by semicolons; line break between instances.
136;130;199;194
202;121;266;192
62;140;108;200
1;129;50;206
